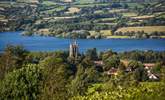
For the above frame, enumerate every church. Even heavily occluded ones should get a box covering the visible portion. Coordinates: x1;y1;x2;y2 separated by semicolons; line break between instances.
69;40;79;58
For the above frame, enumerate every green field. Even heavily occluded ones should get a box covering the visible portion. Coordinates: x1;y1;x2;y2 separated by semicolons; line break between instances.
99;18;116;21
160;36;165;38
131;15;155;20
107;35;130;39
115;26;165;33
122;12;138;17
75;0;96;4
74;3;109;8
42;1;57;6
89;30;112;37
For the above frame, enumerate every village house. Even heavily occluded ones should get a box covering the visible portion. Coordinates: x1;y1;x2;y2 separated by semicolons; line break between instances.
144;63;155;70
94;61;104;66
93;59;159;79
106;67;118;76
143;63;159;80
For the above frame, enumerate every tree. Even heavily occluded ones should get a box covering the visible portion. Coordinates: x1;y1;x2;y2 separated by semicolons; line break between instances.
123;3;128;9
72;81;165;100
152;62;162;74
104;55;120;71
70;63;100;96
0;45;29;79
0;64;44;99
128;60;143;71
133;66;148;82
160;66;165;82
86;48;98;60
118;62;126;71
39;56;72;100
70;64;87;96
101;49;117;61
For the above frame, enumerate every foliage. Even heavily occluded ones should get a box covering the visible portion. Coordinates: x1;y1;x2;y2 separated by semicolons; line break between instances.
127;60;143;71
0;64;44;99
1;0;164;38
119;50;165;63
104;55;120;71
0;45;29;79
0;45;165;99
70;62;101;96
39;56;72;100
71;82;165;100
85;48;98;60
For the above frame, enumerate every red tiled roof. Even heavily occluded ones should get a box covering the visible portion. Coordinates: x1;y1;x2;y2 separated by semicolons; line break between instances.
144;63;155;67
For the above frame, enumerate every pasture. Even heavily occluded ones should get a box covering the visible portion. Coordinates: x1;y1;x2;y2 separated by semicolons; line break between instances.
122;12;137;17
115;26;165;33
131;15;154;20
89;30;112;36
107;36;130;39
66;7;80;14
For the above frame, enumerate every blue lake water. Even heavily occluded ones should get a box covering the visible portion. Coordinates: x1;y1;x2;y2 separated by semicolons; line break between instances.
0;31;165;52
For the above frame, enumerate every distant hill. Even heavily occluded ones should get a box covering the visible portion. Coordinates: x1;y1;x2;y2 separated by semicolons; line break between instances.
0;0;164;39
0;0;163;3
75;0;163;3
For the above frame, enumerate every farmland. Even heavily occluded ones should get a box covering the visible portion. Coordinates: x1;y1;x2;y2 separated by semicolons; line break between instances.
66;7;81;14
115;26;165;33
0;0;164;39
0;0;165;99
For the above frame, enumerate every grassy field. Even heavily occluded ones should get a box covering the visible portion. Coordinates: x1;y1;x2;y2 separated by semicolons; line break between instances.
122;12;138;17
107;36;130;39
74;3;109;8
66;7;80;13
127;22;141;25
99;18;116;21
94;10;104;14
160;36;165;38
100;30;112;36
98;23;117;26
42;1;57;6
126;3;144;8
95;18;117;25
0;2;12;7
42;16;76;21
38;28;50;34
0;15;5;19
115;26;165;33
89;30;112;36
131;15;154;20
75;0;96;4
41;6;66;14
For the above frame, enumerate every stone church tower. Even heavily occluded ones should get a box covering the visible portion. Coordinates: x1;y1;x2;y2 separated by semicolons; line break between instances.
69;40;78;58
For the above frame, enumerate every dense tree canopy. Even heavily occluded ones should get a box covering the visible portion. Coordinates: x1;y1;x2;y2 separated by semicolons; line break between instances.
0;64;44;99
0;45;165;99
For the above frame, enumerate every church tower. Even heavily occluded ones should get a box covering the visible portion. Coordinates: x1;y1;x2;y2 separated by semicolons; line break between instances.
69;40;78;58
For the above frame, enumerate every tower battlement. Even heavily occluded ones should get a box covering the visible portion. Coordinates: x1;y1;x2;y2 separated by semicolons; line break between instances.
69;40;78;58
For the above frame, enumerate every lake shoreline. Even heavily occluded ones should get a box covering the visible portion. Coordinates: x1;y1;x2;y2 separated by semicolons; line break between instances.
1;30;165;39
17;31;165;39
0;31;165;53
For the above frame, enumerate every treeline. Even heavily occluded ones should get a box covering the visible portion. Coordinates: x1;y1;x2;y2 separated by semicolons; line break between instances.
0;2;38;32
114;31;165;38
119;50;165;63
0;45;165;99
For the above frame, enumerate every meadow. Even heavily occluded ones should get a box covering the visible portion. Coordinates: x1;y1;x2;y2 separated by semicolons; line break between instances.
115;26;165;33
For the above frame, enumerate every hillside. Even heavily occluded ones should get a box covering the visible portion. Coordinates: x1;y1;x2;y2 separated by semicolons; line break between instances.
0;0;165;39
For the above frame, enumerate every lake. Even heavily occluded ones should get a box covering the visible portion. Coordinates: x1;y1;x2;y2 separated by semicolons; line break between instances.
0;31;165;52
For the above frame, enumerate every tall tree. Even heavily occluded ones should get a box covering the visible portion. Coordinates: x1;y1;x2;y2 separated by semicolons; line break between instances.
0;64;44;99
